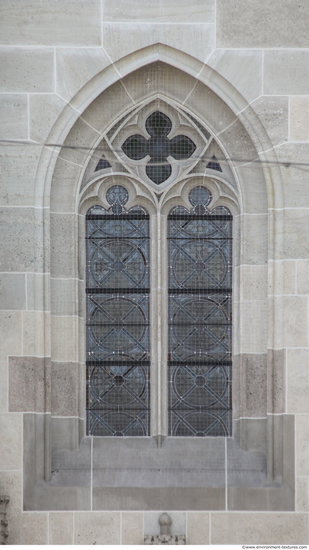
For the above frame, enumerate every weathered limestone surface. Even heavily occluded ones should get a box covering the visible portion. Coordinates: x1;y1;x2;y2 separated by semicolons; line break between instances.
216;0;309;48
211;512;308;544
0;0;309;545
0;1;101;46
103;0;215;22
0;48;54;92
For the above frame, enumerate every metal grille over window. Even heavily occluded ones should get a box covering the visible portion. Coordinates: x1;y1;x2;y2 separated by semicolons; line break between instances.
122;111;196;185
168;186;232;437
86;185;150;436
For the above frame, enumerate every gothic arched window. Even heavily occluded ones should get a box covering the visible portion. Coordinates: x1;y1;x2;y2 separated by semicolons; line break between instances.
168;186;232;437
83;104;236;438
86;186;150;436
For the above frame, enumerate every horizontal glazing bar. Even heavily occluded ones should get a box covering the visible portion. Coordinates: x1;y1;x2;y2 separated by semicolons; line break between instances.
86;236;150;240
168;214;232;221
86;360;151;366
86;288;150;293
168;360;232;366
86;214;149;220
168;288;232;294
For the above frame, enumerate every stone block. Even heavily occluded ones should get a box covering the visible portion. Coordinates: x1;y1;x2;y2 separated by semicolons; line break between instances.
0;145;41;207
74;512;120;545
0;311;22;360
281;209;309;259
0;0;101;46
26;273;49;312
0;471;22;544
290;96;309;142
237;353;267;417
264;51;309;96
80;81;135;135
103;0;215;22
239;301;268;354
22;311;50;357
103;23;215;65
51;361;79;416
21;512;48;545
50;214;77;278
93;487;225;511
50;157;83;214
0;48;54;93
0;361;8;412
0;208;43;271
217;0;309;48
287;349;309;413
51;278;81;317
227;435;267;489
120;62;197;107
248;96;289;147
211;512;308;544
51;317;79;362
144;512;185;537
56;48;112;103
297;260;309;295
267;349;286;415
92;437;225;510
207;50;262;103
297;478;308;512
51;417;81;455
227;486;294;512
0;273;26;310
59;117;100;168
188;80;238;136
122;512;143;545
275;144;309;209
49;512;74;545
0;413;22;470
9;356;49;413
268;260;296;297
29;94;67;143
240;265;268;302
187;512;209;544
296;415;309;476
234;418;267;454
283;296;308;347
23;418;91;512
23;413;45;493
235;162;268;215
0;94;28;140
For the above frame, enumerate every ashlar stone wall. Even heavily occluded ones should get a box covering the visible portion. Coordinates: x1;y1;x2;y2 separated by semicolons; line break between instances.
1;0;309;544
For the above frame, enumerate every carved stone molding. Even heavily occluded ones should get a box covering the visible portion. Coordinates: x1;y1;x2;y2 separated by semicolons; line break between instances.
0;496;9;545
144;513;186;545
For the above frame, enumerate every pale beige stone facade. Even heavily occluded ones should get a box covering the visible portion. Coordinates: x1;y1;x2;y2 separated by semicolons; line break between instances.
1;0;309;544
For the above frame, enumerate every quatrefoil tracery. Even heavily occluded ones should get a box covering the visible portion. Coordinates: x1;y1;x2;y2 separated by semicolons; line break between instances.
122;111;196;185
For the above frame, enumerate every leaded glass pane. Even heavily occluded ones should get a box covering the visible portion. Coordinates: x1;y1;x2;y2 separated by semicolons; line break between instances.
168;186;232;437
86;185;150;436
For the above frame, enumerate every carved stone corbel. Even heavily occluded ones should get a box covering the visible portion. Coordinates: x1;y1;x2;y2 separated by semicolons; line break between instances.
0;496;9;545
144;513;186;545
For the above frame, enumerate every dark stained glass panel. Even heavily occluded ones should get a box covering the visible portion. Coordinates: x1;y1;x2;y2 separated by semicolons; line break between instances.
86;185;150;436
168;186;232;437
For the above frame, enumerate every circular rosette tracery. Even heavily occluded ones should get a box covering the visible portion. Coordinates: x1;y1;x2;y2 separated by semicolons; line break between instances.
90;359;147;408
171;362;229;409
90;239;147;289
172;296;229;353
90;296;147;354
172;240;228;290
